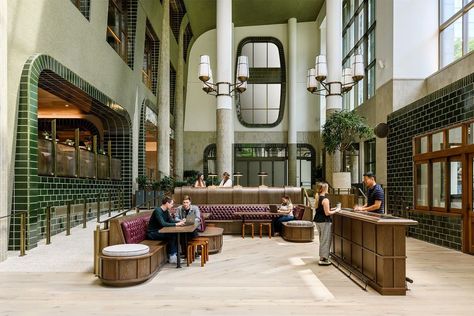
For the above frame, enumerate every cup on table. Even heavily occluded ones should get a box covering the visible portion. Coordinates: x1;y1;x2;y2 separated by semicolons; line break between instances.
336;203;342;210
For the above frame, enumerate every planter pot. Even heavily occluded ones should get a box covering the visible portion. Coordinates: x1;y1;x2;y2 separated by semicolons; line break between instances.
135;190;145;207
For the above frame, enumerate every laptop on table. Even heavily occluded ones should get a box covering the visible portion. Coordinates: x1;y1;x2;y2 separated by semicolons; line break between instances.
269;204;279;213
184;213;196;225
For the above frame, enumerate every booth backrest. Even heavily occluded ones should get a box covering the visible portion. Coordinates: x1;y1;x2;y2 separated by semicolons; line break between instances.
108;211;153;245
121;215;150;244
173;186;303;205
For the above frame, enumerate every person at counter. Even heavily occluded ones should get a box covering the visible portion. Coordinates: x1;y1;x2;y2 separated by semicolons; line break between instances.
218;172;233;187
313;182;340;266
354;172;384;214
146;197;185;264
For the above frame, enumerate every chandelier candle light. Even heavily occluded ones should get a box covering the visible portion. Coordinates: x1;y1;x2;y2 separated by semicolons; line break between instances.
307;54;364;96
199;55;250;96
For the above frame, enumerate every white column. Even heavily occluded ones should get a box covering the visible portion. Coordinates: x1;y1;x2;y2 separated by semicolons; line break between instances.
157;0;170;177
174;18;188;181
216;0;233;176
288;18;297;186
0;0;8;261
326;0;342;112
325;0;343;176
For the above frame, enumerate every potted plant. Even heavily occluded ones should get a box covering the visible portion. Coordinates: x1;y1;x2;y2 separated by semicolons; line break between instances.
159;176;175;197
135;175;148;207
151;180;161;207
322;110;373;194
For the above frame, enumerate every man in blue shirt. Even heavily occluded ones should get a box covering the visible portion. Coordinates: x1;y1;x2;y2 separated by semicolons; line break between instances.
354;172;384;214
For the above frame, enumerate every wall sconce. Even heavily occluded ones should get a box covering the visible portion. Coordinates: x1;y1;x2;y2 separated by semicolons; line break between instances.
306;54;364;96
199;55;249;96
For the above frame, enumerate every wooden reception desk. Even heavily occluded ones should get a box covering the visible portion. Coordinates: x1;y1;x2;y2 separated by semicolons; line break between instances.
331;210;417;295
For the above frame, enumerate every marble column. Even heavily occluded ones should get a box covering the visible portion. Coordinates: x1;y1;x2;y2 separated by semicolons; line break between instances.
174;17;188;181
0;0;8;261
216;0;233;176
326;0;343;175
157;0;170;177
287;18;297;187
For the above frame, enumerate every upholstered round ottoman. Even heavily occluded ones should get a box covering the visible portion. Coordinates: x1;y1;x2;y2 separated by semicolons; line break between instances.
282;220;315;242
102;244;149;257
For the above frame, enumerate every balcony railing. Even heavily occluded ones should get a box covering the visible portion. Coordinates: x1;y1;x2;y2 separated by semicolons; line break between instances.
38;138;121;180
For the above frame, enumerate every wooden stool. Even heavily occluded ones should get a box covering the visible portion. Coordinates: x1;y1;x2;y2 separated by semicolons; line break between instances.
192;237;209;263
259;222;272;238
187;238;209;267
242;222;254;238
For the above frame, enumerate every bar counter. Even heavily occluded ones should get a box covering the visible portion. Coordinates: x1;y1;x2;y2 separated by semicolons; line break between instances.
331;209;417;295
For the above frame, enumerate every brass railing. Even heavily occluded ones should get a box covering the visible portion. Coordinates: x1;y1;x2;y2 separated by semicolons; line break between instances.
0;211;28;257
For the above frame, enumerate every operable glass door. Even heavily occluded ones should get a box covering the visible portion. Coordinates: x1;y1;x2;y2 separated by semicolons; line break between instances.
468;155;474;254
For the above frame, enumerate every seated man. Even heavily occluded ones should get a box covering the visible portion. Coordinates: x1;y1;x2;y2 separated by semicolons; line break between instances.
175;195;201;256
146;196;185;264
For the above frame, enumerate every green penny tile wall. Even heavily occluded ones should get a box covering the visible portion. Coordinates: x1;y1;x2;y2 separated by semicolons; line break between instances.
10;54;132;250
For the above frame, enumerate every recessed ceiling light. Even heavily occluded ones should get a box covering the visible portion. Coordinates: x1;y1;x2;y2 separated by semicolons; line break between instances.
65;104;70;107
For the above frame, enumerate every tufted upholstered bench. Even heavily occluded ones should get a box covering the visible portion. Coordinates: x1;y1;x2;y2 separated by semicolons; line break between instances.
282;220;315;242
99;212;168;286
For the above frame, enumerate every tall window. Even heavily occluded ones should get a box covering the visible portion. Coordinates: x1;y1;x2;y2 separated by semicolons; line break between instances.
236;38;286;127
143;21;159;93
364;139;376;173
145;107;158;180
342;0;376;109
107;0;128;63
413;121;474;212
439;0;474;68
70;0;90;20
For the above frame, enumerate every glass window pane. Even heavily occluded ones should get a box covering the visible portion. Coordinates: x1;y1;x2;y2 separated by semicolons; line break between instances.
267;43;280;67
440;17;463;68
357;77;364;106
267;84;281;109
254;110;267;124
242;43;253;68
253;43;267;67
253;84;267;108
349;22;355;48
367;65;375;99
368;30;375;63
468;122;474;144
468;8;474;53
240;84;253;109
357;8;365;42
450;160;462;209
241;110;252;123
415;136;429;154
440;0;463;24
448;126;462;147
432;132;444;151
368;0;375;26
432;161;446;208
268;110;279;124
416;163;429;206
343;1;350;26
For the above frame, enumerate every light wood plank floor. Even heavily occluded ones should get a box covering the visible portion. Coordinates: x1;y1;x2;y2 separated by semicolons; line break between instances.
0;221;473;315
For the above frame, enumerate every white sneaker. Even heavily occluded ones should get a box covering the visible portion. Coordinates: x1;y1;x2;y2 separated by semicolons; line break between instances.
169;254;177;264
318;259;331;266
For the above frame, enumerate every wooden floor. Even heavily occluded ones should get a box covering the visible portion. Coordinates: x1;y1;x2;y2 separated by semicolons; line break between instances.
0;222;473;315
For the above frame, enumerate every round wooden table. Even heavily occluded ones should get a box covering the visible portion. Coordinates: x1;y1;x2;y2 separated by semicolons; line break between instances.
198;227;224;253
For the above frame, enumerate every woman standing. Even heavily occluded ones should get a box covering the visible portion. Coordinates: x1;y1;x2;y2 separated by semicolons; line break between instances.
193;172;206;188
272;195;294;236
313;182;339;265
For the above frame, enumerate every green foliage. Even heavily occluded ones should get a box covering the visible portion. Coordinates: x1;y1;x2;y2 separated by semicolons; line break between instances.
159;176;175;195
136;175;148;190
151;180;160;191
174;180;188;188
322;110;373;154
